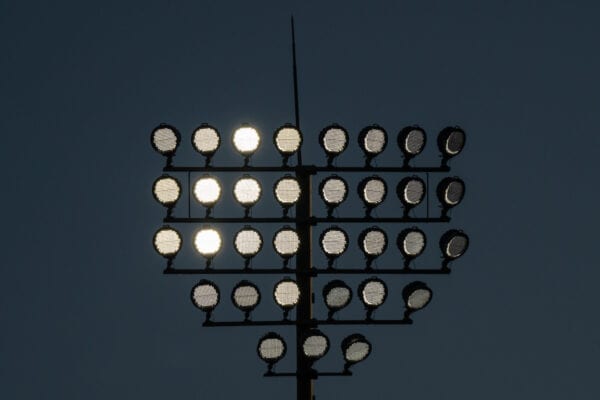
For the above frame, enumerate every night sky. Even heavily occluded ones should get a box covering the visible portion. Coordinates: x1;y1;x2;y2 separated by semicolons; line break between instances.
2;1;600;399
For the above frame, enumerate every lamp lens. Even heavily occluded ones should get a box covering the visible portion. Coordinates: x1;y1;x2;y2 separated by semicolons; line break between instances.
445;180;464;205
345;341;370;363
361;281;386;306
446;130;465;155
325;286;351;309
192;283;219;310
407;288;432;310
363;128;386;154
153;176;180;205
233;126;260;154
274;280;300;308
154;228;182;256
321;178;347;205
233;284;260;309
303;334;328;358
193;126;220;154
275;126;301;154
259;337;285;361
194;229;222;257
362;230;386;256
404;179;425;205
321;229;347;256
234;229;262;257
234;177;261;205
273;229;300;256
194;177;221;205
322;127;347;153
152;126;178;154
274;178;301;205
447;235;468;258
405;129;425;155
362;179;386;204
403;231;425;256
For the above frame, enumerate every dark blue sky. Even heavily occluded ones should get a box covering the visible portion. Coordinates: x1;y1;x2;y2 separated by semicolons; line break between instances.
2;1;599;399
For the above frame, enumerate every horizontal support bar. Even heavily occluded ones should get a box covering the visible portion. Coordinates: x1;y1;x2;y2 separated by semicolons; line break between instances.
163;216;450;224
164;267;450;275
264;371;352;378
202;318;412;327
163;165;450;173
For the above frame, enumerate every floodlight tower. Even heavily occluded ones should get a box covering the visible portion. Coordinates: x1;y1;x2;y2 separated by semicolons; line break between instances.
150;17;470;400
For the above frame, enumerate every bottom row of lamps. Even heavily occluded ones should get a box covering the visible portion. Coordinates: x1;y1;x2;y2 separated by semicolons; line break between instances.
258;331;372;371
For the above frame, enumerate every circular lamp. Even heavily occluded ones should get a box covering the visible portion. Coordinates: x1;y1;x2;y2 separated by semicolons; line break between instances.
273;176;301;216
358;227;387;268
192;124;220;166
319;176;348;217
233;227;263;268
439;229;469;268
341;334;371;369
233;176;262;217
358;125;387;166
151;124;180;162
397;176;426;217
358;278;387;318
319;124;348;165
274;124;302;164
191;279;220;320
402;281;433;320
257;332;287;371
437;177;465;217
398;126;426;166
357;176;387;216
152;175;181;216
194;228;222;267
319;227;349;267
273;278;300;319
193;175;222;216
397;228;426;268
233;125;260;165
232;280;261;319
273;227;300;266
153;226;182;261
302;329;330;361
322;280;352;319
437;126;466;166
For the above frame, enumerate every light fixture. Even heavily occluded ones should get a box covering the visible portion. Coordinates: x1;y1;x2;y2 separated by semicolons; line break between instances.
257;332;287;372
153;226;182;262
439;229;469;269
152;175;181;216
397;176;426;217
358;227;387;268
402;281;433;321
233;124;260;165
273;176;301;217
357;176;387;217
358;278;388;319
319;124;348;166
322;280;352;319
437;177;465;217
273;278;300;319
341;334;371;370
358;125;387;166
151;124;180;164
192;124;220;166
273;227;300;267
437;126;466;166
397;228;426;268
194;228;222;267
233;226;263;268
398;126;426;167
319;175;348;217
194;175;222;217
231;280;261;320
302;329;330;361
191;279;220;321
273;124;302;165
233;175;262;217
319;227;349;268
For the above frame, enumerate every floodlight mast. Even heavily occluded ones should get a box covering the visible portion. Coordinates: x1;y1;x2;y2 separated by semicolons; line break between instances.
152;16;469;400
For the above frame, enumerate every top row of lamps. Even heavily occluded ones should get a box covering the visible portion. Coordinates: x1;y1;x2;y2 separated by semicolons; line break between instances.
151;123;466;167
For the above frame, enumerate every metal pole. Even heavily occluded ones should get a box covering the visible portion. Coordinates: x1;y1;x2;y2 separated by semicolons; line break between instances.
292;15;312;400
